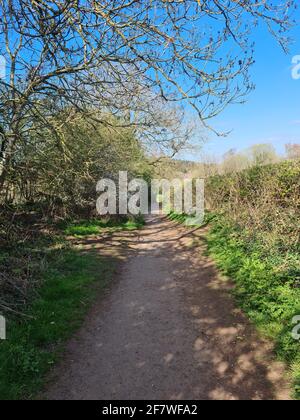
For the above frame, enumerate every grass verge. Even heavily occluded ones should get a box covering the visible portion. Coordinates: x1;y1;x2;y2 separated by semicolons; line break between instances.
0;217;143;400
206;215;300;399
62;216;144;236
168;211;300;398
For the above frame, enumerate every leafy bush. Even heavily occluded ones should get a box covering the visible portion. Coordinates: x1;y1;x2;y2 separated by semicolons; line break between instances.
206;160;300;398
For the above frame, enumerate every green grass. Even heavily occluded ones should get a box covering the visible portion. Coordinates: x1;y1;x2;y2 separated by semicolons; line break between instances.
168;211;189;224
63;216;144;236
0;216;144;400
206;215;300;399
0;248;116;400
168;210;300;398
168;210;207;227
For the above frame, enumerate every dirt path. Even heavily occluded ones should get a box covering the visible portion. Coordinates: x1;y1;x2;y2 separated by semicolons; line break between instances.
44;215;290;400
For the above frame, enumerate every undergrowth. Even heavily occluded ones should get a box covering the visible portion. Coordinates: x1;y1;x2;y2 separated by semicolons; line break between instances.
168;158;300;399
206;215;300;399
204;161;300;398
63;216;144;236
0;215;143;400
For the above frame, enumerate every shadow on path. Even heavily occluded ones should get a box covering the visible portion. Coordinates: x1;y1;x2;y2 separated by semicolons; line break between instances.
44;215;290;400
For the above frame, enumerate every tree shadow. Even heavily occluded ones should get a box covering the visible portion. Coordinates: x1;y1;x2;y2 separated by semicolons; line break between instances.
44;215;290;400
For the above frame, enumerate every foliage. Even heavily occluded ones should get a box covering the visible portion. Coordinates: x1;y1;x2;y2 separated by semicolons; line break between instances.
205;160;300;398
63;217;145;237
1;0;295;192
0;247;116;400
206;160;300;256
0;216;143;400
206;217;300;399
2;114;150;217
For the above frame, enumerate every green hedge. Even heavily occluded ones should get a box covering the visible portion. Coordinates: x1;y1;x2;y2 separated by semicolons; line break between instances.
206;215;300;399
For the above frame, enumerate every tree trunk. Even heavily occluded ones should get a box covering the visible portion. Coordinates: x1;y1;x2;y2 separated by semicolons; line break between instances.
0;132;18;193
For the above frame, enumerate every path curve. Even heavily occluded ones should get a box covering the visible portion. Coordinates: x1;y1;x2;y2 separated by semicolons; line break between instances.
44;215;290;400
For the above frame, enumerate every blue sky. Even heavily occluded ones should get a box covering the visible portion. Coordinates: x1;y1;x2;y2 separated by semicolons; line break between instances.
182;24;300;161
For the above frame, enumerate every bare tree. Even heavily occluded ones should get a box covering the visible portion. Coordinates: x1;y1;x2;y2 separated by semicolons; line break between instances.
0;0;295;189
286;143;300;160
222;148;250;173
248;143;278;166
